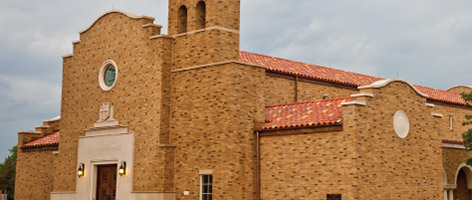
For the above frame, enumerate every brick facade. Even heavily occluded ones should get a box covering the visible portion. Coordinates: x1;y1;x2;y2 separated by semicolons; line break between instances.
55;12;170;192
260;81;446;199
14;0;472;199
15;118;59;200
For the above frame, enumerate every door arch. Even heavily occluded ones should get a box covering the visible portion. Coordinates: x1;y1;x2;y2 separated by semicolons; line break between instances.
454;164;472;200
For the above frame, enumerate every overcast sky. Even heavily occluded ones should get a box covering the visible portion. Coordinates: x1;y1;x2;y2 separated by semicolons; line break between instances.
1;0;471;160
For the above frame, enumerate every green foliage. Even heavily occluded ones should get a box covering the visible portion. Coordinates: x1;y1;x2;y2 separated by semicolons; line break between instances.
462;91;472;108
0;145;17;200
467;158;472;166
463;91;472;167
463;129;472;150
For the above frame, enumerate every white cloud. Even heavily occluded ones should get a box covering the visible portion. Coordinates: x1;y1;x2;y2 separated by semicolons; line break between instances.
0;75;61;160
0;75;61;120
242;0;472;88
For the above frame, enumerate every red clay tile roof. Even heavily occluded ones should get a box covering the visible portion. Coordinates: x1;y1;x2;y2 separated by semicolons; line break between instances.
261;98;353;131
414;85;465;105
22;132;60;149
240;51;383;86
240;51;466;106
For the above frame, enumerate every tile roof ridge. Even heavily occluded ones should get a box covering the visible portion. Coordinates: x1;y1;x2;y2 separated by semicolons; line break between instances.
240;50;323;69
414;84;467;105
241;50;466;106
242;51;460;92
265;97;353;108
415;84;453;93
240;50;384;80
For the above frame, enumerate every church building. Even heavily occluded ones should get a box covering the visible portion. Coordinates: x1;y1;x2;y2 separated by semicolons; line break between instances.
14;0;472;199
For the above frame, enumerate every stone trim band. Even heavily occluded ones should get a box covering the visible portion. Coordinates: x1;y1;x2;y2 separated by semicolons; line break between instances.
171;60;266;73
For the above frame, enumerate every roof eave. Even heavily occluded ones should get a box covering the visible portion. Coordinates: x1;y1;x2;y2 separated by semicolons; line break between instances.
258;124;343;137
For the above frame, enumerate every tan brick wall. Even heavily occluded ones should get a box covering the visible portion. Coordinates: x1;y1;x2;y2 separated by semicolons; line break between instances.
264;73;357;106
440;85;472;141
168;0;240;35
35;119;60;134
260;131;358;200
433;103;472;141
447;86;472;94
171;29;240;71
170;63;265;200
260;81;444;199
442;148;472;185
297;80;357;102
168;2;252;198
264;74;296;106
353;82;443;199
15;148;57;200
53;12;173;192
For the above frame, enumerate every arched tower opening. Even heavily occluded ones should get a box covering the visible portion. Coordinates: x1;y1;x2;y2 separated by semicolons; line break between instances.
177;5;188;33
196;1;206;30
168;0;240;35
455;166;472;200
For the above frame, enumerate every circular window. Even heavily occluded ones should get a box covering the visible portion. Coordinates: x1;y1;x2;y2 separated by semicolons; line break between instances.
393;110;410;139
104;65;116;87
99;60;118;91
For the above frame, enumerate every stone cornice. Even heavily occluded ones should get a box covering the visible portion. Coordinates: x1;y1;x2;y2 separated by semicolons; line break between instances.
359;78;428;98
171;60;266;73
79;9;154;34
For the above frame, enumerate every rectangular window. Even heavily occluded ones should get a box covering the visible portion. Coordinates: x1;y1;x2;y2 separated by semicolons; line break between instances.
327;194;341;200
201;175;212;200
449;115;453;130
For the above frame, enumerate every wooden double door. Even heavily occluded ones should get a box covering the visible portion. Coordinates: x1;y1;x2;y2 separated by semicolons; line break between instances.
96;165;117;200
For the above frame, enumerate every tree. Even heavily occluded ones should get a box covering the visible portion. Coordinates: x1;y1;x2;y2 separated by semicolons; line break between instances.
0;145;17;200
461;91;472;165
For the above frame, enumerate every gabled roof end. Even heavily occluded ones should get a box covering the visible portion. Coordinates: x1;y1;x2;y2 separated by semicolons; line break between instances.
358;78;428;98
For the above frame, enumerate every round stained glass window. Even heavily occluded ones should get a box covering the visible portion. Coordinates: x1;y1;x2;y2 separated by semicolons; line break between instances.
99;60;118;91
104;65;116;87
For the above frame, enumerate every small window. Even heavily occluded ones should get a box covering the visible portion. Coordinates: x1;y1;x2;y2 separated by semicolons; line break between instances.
196;1;206;29
99;60;119;91
449;115;453;130
178;6;188;33
104;65;116;87
201;175;212;200
327;194;341;200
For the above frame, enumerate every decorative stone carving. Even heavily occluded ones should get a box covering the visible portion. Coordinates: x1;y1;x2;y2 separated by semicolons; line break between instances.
394;110;410;139
99;103;112;122
94;102;118;128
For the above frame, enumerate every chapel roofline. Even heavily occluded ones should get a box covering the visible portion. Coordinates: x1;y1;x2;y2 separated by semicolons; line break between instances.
447;85;472;92
79;9;155;34
359;78;429;98
240;51;468;106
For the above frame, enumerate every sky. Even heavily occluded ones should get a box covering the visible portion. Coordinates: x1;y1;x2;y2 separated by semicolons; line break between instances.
1;0;472;161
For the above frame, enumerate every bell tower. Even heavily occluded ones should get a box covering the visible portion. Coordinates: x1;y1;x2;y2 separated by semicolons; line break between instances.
167;1;265;200
168;0;240;35
167;0;241;71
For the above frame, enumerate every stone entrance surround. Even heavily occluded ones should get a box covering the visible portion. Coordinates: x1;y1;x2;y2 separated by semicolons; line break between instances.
51;105;175;200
